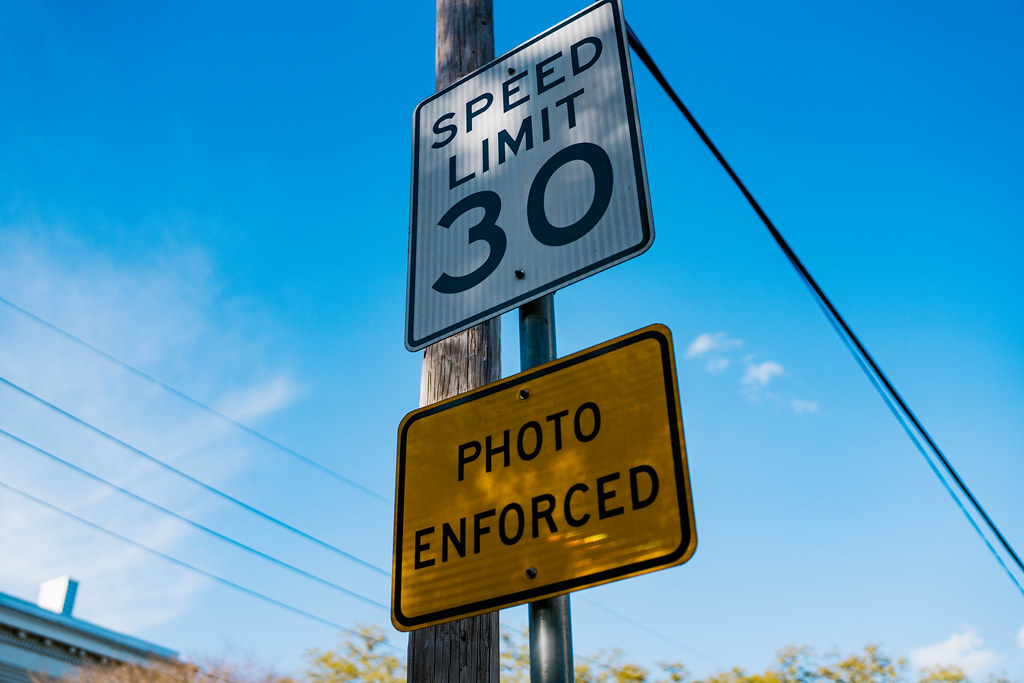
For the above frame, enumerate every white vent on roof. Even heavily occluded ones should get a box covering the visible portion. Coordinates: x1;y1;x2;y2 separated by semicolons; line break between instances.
37;576;78;617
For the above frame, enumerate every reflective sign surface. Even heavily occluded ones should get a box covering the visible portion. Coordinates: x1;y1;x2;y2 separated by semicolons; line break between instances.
405;0;654;350
393;324;695;630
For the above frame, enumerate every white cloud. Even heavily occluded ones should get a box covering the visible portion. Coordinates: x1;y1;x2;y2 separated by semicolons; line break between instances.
0;228;299;635
686;332;743;358
685;333;817;413
217;374;300;424
1017;622;1024;650
910;626;1004;679
742;361;785;388
706;358;730;373
0;493;210;632
792;399;819;415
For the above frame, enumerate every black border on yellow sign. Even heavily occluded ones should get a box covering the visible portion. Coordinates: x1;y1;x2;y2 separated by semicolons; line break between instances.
392;324;696;630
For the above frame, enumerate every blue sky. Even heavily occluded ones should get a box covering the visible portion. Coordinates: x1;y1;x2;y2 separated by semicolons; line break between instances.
1;0;1022;679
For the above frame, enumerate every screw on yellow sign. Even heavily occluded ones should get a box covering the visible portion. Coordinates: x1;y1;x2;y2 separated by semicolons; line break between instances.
392;324;696;631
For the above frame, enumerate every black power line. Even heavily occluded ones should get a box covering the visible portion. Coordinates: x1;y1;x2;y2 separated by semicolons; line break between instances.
0;426;388;611
0;476;402;652
1;414;719;669
0;302;719;659
0;294;391;505
0;375;389;578
624;21;1024;597
576;596;724;668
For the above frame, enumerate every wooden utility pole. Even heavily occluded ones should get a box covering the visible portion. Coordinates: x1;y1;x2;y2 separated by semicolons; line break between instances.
407;4;498;680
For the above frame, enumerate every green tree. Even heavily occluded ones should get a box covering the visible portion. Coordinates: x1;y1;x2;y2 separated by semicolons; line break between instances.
499;628;530;683
305;625;405;683
305;628;1022;683
681;644;1015;683
690;644;903;683
919;666;969;683
501;628;686;683
32;657;295;683
40;623;1019;683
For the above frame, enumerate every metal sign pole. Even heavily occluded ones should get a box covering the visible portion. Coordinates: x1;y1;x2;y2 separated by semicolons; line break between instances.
519;294;574;682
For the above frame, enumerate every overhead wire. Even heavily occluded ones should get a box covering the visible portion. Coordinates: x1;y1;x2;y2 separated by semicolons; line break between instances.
0;477;402;652
1;403;719;671
0;269;700;673
0;303;718;660
11;14;988;665
499;626;647;677
4;24;1013;671
0;294;391;505
0;6;1015;672
576;595;725;668
0;374;389;578
624;22;1024;596
806;293;1024;596
0;426;390;611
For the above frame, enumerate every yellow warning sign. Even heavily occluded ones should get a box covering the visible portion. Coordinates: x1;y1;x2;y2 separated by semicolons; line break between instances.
392;324;696;630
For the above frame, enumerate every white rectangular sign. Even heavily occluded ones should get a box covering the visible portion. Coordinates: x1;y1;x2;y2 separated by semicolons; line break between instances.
405;0;654;351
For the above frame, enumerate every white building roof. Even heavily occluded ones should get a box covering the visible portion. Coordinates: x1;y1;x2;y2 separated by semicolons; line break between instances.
0;588;177;682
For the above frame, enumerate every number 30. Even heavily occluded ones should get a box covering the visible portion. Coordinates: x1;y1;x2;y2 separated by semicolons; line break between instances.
432;142;613;294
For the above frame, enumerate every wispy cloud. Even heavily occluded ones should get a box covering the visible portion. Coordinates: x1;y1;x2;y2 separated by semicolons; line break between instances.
742;361;785;388
684;332;816;415
0;228;300;634
910;626;1004;679
686;332;743;358
1017;622;1024;650
705;358;731;373
0;495;209;632
685;332;742;373
216;374;301;424
791;399;819;415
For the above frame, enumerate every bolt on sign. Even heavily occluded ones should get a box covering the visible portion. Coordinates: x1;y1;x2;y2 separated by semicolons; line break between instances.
392;325;696;630
405;0;654;351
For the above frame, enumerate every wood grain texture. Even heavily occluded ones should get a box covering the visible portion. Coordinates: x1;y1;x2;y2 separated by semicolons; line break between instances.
408;2;499;680
419;320;501;406
435;0;494;90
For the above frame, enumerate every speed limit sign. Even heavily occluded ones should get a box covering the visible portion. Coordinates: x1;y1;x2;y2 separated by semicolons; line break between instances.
405;0;653;351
